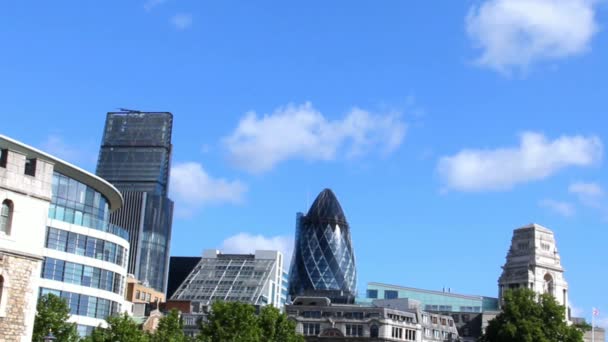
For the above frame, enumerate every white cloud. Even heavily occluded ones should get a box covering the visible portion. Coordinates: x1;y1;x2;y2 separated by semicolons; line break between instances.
466;0;598;73
144;0;168;11
170;162;247;214
569;181;604;207
171;13;193;30
539;199;575;217
220;233;294;266
437;132;603;192
223;102;407;173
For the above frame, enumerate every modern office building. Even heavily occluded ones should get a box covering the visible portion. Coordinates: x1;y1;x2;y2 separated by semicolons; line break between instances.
288;188;357;304
0;135;131;337
96;111;174;293
168;249;287;337
171;249;286;309
286;296;459;341
365;283;499;313
498;223;569;316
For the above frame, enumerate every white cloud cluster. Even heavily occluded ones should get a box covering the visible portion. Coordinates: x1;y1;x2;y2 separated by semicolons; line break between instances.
569;181;604;207
220;233;294;265
539;199;575;217
171;13;193;30
223;102;406;173
170;162;247;214
144;0;169;11
466;0;598;72
438;132;603;191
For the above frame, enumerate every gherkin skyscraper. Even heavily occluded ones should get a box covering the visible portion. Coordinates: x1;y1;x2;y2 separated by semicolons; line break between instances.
288;188;357;304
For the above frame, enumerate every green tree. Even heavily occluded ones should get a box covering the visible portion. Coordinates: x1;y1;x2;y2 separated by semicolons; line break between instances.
151;309;190;342
480;288;585;342
258;306;304;342
32;293;80;342
198;302;261;342
84;312;149;342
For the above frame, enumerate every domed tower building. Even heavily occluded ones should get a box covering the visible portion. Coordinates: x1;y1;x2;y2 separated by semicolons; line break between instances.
498;223;570;320
288;189;357;304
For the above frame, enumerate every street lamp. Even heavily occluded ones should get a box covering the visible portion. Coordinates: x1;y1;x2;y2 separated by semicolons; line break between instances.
43;329;56;342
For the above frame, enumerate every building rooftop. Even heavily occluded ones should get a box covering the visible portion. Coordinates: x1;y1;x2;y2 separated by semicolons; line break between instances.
305;188;347;225
368;282;496;301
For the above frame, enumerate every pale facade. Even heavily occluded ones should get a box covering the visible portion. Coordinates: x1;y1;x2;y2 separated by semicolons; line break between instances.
0;144;53;342
286;296;459;341
498;223;569;318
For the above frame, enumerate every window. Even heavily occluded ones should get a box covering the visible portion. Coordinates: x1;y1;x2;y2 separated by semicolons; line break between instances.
422;314;429;324
541;242;551;251
0;149;7;168
391;327;403;338
544;274;554;295
0;275;4;315
432;316;438;324
517;242;529;250
0;200;13;235
384;290;398;299
24;158;36;176
303;323;320;336
367;289;378;298
346;324;363;337
136;290;141;300
370;325;379;338
425;328;431;337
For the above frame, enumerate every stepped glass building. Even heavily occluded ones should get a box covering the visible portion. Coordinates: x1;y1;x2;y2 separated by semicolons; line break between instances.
0;135;130;338
96;111;174;293
288;188;357;304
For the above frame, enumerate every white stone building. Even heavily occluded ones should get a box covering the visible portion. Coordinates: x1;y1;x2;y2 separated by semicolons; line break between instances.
0;135;131;337
498;223;569;317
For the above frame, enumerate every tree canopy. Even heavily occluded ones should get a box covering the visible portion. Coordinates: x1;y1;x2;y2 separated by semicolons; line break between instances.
152;309;190;342
33;293;80;342
480;288;586;342
198;301;303;342
84;312;149;342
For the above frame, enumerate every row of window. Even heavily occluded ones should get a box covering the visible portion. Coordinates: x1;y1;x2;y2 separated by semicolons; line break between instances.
45;227;127;267
40;288;121;319
424;328;450;340
391;327;416;341
422;314;454;327
345;324;363;337
50;172;129;240
135;290;161;304
367;289;399;299
42;257;124;295
302;323;320;336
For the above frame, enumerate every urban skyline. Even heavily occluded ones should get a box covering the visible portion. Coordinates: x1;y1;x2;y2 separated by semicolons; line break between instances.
2;0;607;333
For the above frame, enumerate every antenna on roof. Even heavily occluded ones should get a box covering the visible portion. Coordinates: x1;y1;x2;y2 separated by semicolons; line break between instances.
117;108;142;113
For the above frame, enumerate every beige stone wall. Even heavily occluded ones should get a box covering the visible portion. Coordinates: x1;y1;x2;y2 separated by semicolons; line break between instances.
0;253;42;342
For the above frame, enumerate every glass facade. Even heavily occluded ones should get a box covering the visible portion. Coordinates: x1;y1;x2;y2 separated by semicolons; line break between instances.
365;283;500;313
95;112;174;293
41;257;125;295
288;189;357;304
49;172;129;240
171;253;278;307
96;112;172;195
39;288;121;319
45;227;127;267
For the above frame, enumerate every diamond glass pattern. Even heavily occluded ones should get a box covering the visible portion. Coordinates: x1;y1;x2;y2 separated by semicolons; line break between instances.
288;189;357;304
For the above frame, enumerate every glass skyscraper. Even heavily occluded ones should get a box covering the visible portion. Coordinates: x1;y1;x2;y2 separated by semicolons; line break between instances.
96;111;174;293
288;188;357;304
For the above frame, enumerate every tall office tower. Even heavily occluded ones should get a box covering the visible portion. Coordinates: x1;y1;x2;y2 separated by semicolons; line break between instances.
96;111;174;293
288;188;357;304
498;223;569;318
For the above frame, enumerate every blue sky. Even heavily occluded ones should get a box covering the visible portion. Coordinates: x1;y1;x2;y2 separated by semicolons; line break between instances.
2;0;607;328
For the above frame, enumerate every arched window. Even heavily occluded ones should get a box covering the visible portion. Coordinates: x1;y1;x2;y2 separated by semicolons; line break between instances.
544;274;554;295
0;199;13;235
370;325;379;338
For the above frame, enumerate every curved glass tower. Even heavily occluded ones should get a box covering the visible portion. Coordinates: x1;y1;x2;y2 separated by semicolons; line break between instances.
288;188;357;304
